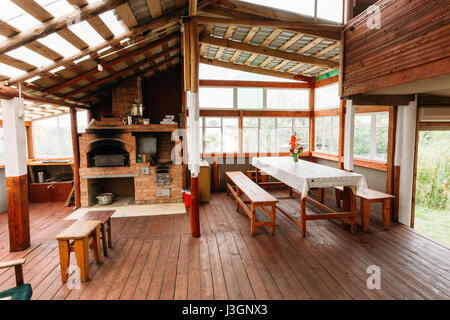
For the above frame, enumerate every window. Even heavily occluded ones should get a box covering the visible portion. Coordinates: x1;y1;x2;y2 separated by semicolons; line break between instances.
200;86;310;110
354;112;389;161
267;89;309;110
315;83;340;110
0;127;4;164
33;114;73;158
243;117;310;153
237;88;264;109
202;117;239;153
199;87;234;109
77;110;89;133
315;115;340;154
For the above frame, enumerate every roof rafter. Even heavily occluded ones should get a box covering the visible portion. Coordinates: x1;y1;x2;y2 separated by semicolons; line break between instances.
200;34;339;69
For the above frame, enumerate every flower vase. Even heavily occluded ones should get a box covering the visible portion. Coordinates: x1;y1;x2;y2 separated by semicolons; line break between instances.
292;155;298;163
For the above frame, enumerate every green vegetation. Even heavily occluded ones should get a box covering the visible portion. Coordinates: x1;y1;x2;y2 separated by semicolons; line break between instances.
415;131;449;245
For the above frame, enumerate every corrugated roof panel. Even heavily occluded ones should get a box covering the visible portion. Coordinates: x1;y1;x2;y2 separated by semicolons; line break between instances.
236;52;252;64
232;26;251;42
129;0;152;26
249;27;274;46
267;31;295;50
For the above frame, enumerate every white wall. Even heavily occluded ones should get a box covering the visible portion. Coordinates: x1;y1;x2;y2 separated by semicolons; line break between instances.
0;168;7;212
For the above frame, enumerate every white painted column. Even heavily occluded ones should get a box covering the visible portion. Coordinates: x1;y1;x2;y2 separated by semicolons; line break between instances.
187;91;200;177
343;99;355;171
2;97;30;251
3;97;27;178
396;98;417;226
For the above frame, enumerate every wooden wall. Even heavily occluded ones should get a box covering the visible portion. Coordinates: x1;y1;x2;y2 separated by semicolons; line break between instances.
92;65;182;123
342;0;450;97
143;66;182;124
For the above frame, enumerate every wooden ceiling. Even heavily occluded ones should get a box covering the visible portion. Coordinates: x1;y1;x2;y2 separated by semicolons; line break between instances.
0;0;342;120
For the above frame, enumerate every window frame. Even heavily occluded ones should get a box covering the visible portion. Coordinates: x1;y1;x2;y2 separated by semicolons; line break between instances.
354;112;389;162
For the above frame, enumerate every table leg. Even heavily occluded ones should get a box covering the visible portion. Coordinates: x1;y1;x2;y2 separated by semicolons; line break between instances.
383;199;391;230
236;187;241;212
361;199;370;232
271;204;276;234
91;227;102;264
58;240;70;283
300;197;306;237
343;187;357;233
107;219;112;248
318;188;325;204
255;168;259;185
335;188;341;208
250;203;255;236
100;224;108;256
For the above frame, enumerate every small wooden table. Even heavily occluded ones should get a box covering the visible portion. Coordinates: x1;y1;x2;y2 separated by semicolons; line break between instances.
80;210;115;257
56;220;102;283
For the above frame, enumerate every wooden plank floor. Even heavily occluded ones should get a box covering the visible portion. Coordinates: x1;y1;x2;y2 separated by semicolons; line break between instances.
0;189;449;300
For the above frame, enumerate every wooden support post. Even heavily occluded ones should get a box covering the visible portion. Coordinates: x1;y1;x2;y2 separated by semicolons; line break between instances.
338;99;345;169
343;99;355;171
188;16;200;238
2;97;30;252
70;107;81;208
309;82;315;161
386;106;397;220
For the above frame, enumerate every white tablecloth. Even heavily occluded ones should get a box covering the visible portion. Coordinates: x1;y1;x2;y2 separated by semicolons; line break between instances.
252;157;368;199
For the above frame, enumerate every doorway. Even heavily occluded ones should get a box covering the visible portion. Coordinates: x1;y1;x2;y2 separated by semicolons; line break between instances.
413;128;449;246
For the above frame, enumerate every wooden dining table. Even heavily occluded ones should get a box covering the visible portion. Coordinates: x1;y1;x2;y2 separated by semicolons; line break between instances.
252;157;368;237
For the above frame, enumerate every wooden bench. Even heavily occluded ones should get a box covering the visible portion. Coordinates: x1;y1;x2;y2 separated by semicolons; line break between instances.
80;210;115;257
335;186;395;231
56;220;102;283
226;171;278;236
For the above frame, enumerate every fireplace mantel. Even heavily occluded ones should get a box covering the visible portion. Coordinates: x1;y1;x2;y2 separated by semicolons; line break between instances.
86;124;178;133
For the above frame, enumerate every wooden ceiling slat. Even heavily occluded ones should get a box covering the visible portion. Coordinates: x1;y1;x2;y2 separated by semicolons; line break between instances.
0;20;19;37
25;42;63;62
0;0;130;55
57;29;90;51
87;16;115;40
48;32;180;93
200;35;339;69
272;59;290;71
11;0;54;22
0;55;37;72
115;3;139;29
147;0;163;19
7;6;183;85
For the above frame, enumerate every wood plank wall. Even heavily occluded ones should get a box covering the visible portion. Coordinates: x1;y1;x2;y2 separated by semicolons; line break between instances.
342;0;450;97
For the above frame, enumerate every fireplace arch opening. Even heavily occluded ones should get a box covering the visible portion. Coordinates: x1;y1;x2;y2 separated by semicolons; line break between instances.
87;139;130;167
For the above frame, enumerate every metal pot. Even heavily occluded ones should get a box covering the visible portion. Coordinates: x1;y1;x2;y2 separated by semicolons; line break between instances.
96;193;114;205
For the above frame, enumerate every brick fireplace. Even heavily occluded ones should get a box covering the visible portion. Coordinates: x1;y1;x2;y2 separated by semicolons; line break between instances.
79;126;183;207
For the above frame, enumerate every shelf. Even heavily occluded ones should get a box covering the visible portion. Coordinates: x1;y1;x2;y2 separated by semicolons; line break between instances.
85;124;178;133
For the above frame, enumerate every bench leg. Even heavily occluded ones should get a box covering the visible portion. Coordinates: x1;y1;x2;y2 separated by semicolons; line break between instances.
318;188;325;204
300;197;306;237
271;204;276;234
107;219;112;248
100;223;108;257
289;187;293;197
91;227;102;264
343;187;357;233
383;199;391;230
58;240;70;283
361;199;370;232
74;238;89;282
226;176;230;196
335;189;341;208
236;187;241;213
250;203;256;236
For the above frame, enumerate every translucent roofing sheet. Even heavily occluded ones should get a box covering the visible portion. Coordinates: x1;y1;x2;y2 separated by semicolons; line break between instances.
99;10;128;36
68;20;105;47
0;62;26;79
0;1;42;30
8;47;53;68
38;33;80;57
35;0;75;17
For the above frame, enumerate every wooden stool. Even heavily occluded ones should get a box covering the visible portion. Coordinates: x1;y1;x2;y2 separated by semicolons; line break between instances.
80;210;115;257
56;220;102;283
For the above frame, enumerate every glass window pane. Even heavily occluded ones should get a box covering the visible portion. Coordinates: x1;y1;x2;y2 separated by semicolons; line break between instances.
243;117;258;127
278;128;292;152
259;118;275;152
199;87;234;108
354;115;372;158
376;112;389;127
317;0;343;23
223;118;238;152
77;110;88;133
277;117;292;127
295;118;308;127
243;128;258;152
331;116;340;154
267;89;309;110
315;83;340;110
204;128;221;153
323;116;332;153
237;88;263;109
33;115;73;158
205;117;221;127
376;127;388;161
295;127;309;151
315;117;324;151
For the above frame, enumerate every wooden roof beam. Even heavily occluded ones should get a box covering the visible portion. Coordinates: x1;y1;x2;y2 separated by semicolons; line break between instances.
48;32;180;93
200;56;312;83
200;34;339;69
0;0;130;55
6;7;185;85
